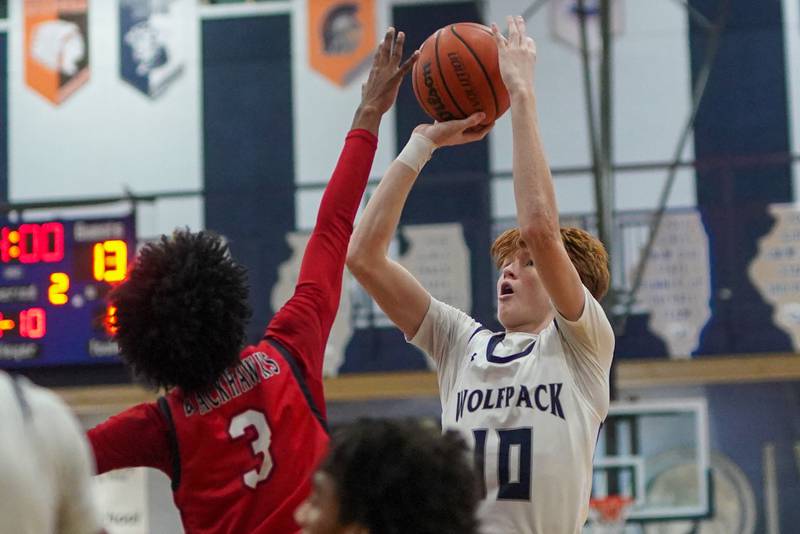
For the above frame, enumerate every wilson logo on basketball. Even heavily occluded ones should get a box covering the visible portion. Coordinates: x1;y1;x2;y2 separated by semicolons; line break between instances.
421;61;456;121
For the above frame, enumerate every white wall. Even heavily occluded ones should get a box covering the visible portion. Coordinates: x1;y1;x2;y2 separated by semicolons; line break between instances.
486;0;697;219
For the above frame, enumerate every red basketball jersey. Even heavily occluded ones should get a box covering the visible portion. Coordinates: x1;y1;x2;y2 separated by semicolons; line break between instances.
160;338;328;533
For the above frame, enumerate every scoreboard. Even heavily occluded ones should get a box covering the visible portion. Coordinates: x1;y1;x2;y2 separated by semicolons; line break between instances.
0;215;135;369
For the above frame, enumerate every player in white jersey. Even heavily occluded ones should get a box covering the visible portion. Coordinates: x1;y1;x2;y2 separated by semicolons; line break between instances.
0;371;103;534
347;15;613;534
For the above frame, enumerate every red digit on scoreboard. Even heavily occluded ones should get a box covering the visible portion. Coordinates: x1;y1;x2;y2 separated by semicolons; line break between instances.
40;222;65;262
18;224;40;264
19;308;46;339
0;222;65;264
1;227;13;262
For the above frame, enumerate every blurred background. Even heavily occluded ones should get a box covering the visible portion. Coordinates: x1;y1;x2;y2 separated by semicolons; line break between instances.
0;0;798;531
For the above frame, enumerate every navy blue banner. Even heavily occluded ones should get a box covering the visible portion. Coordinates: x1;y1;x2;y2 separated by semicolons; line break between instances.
202;15;294;345
689;0;793;354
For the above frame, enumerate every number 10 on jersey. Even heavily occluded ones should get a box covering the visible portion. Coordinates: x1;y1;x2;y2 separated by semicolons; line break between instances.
473;427;533;500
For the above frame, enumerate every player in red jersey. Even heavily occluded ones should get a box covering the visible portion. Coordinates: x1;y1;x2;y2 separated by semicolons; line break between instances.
87;28;418;534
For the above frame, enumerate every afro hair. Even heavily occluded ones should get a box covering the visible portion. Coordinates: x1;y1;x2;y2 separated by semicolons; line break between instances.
321;418;480;534
110;229;251;394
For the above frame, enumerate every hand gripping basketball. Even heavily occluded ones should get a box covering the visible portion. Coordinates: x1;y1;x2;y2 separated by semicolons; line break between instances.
413;113;491;148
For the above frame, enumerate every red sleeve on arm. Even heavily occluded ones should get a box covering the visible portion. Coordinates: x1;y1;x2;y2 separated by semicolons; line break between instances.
266;129;377;389
87;402;172;477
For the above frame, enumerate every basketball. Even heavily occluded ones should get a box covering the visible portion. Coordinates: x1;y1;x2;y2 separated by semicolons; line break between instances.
412;22;510;127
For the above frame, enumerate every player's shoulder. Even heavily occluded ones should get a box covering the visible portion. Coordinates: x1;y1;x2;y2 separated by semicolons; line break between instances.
429;296;483;330
6;376;86;453
243;337;281;359
6;374;70;418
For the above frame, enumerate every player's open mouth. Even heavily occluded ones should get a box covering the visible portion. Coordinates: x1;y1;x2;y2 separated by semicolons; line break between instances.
500;282;514;296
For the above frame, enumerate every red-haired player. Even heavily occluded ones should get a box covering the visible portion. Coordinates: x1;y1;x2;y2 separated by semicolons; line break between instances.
87;28;417;534
347;16;613;534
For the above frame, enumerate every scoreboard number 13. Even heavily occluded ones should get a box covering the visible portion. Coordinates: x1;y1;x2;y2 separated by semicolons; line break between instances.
93;240;127;283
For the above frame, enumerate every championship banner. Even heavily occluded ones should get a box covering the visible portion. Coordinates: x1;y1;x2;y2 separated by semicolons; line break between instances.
634;210;711;358
120;0;186;98
24;0;89;105
308;0;375;87
750;203;800;350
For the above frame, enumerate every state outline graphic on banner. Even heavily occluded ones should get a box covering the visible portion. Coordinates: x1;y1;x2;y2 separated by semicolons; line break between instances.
25;0;90;105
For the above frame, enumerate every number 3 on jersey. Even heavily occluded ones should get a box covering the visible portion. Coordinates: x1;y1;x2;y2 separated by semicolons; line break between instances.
229;410;273;489
473;427;533;500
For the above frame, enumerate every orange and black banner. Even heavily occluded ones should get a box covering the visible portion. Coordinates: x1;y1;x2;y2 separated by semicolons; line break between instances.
308;0;375;87
25;0;89;105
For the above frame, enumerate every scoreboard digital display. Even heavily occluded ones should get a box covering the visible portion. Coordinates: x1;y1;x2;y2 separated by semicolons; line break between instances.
0;215;135;369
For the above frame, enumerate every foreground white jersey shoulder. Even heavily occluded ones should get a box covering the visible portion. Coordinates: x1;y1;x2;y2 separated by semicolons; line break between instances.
0;373;102;534
411;286;614;534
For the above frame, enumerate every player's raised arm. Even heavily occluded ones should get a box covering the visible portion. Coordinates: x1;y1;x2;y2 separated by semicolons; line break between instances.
266;28;418;369
347;116;489;339
493;16;586;321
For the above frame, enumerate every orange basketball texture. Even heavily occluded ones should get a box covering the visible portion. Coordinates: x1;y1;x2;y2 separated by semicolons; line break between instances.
412;22;510;126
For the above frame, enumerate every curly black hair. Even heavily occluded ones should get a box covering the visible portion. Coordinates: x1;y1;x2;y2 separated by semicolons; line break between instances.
321;418;480;534
110;229;251;394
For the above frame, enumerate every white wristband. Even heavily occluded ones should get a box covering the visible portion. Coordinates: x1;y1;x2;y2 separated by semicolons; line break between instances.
396;133;437;174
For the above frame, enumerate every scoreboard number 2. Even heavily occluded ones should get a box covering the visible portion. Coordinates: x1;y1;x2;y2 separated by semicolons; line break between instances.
48;272;70;305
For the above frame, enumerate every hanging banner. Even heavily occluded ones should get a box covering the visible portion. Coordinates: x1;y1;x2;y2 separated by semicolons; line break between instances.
120;0;186;99
24;0;89;105
749;203;800;350
550;0;624;54
634;210;712;358
308;0;375;87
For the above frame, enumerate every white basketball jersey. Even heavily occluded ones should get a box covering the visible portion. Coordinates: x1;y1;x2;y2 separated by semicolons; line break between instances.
410;286;613;534
0;372;101;534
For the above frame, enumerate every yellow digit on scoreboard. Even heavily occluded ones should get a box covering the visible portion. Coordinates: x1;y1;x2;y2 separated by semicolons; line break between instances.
48;272;70;305
93;240;128;283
